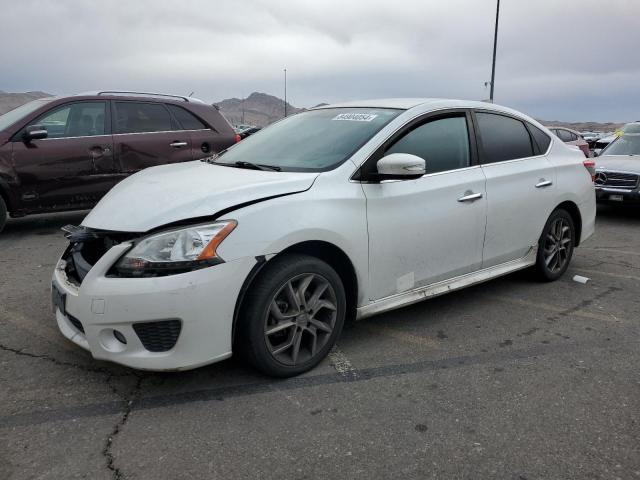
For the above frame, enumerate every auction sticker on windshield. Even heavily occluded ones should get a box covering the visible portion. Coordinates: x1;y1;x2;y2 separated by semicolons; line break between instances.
332;113;378;122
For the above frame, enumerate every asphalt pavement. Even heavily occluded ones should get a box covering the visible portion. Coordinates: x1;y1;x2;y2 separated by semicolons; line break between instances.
1;205;639;479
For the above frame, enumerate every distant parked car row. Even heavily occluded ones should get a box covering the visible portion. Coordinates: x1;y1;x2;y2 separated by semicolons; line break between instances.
234;124;262;139
0;91;239;231
547;127;591;157
547;122;640;158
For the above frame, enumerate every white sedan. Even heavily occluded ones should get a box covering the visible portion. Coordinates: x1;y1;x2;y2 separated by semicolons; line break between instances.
52;98;596;377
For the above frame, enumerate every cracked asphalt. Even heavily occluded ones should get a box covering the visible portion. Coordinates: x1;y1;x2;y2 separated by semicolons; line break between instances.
1;205;639;479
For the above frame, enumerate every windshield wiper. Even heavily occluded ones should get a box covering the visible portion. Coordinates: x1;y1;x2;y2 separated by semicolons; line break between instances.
231;161;281;172
202;154;281;171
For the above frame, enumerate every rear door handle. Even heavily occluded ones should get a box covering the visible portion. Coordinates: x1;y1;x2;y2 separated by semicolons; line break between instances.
170;141;188;148
457;192;483;202
535;179;553;188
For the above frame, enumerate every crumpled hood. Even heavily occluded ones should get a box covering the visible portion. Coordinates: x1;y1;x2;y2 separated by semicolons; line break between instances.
595;155;640;173
82;161;318;232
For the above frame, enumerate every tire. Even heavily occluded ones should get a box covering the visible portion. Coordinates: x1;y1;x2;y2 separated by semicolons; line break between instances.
534;208;575;282
236;253;346;377
0;196;6;233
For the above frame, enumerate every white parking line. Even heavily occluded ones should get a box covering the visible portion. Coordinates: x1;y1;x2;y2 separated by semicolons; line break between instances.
329;346;360;380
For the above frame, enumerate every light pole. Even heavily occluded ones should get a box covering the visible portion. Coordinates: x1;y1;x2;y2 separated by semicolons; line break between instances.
283;68;288;117
489;0;500;102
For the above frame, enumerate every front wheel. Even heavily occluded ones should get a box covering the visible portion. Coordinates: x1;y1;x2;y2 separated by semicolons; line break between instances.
534;209;575;281
236;254;346;377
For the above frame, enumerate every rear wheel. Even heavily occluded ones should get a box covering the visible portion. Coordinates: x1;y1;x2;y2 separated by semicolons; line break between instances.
236;254;346;377
0;197;7;233
534;209;575;281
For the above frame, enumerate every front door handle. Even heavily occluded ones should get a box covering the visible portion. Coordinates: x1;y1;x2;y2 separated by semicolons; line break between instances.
535;179;553;188
170;141;188;148
457;191;483;202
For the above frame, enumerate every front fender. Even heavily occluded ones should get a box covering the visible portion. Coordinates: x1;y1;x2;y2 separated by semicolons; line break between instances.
216;179;370;304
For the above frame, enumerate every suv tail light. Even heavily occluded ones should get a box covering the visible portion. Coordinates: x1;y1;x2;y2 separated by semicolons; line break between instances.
583;159;596;182
235;134;241;143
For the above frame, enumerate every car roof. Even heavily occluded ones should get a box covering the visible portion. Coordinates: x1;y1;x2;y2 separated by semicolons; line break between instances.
313;98;533;117
75;91;208;104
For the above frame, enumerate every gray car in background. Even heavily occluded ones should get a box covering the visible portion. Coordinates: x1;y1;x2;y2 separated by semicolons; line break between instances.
594;132;640;204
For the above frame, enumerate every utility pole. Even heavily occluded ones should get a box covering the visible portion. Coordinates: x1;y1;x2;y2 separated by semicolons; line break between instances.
283;68;288;117
489;0;500;102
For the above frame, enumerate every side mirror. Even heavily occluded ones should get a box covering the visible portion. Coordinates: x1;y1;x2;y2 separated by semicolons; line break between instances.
376;153;426;180
23;125;48;142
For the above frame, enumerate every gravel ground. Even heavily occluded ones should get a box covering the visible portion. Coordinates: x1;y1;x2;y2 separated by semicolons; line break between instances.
1;205;639;480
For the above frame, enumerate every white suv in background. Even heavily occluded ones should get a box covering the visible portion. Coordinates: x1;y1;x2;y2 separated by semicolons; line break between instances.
52;99;596;377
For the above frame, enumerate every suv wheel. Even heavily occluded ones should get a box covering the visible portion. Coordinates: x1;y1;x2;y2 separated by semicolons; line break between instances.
534;209;575;281
237;254;346;377
0;197;7;233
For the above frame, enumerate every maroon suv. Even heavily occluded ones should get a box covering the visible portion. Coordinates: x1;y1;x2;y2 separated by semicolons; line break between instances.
0;91;238;231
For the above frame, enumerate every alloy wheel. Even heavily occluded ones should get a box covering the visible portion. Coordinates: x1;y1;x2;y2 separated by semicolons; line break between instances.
264;273;337;366
543;217;572;273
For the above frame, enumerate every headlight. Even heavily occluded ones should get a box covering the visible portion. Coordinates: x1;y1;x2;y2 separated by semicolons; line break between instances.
115;220;237;277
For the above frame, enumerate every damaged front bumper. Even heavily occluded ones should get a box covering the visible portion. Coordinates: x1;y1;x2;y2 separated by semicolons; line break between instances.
52;238;256;371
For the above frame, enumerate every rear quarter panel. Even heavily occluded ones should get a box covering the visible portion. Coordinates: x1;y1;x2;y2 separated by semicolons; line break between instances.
186;103;236;156
547;140;596;244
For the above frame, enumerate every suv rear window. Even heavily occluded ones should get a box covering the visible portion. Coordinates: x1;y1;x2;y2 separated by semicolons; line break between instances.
167;105;207;130
556;129;568;142
115;102;173;134
476;112;534;163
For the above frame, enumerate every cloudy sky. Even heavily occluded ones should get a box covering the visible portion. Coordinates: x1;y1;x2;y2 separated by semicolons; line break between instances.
2;0;639;121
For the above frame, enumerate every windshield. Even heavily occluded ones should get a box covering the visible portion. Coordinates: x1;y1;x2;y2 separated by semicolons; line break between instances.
0;99;53;132
214;108;402;171
602;134;640;156
621;123;640;134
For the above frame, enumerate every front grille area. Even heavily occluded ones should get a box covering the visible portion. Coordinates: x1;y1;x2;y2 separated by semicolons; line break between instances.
67;314;85;334
596;171;639;189
132;320;182;352
61;226;136;285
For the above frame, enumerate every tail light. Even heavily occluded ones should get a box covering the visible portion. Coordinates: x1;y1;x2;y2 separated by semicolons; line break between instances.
235;134;241;143
583;159;596;182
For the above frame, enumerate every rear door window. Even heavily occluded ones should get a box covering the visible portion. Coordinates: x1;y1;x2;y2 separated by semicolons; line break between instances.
114;102;173;134
385;115;471;174
33;102;106;138
167;105;207;130
476;112;534;163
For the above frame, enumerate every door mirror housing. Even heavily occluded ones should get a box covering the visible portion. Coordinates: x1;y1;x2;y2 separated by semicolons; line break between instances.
375;153;426;180
23;125;48;142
